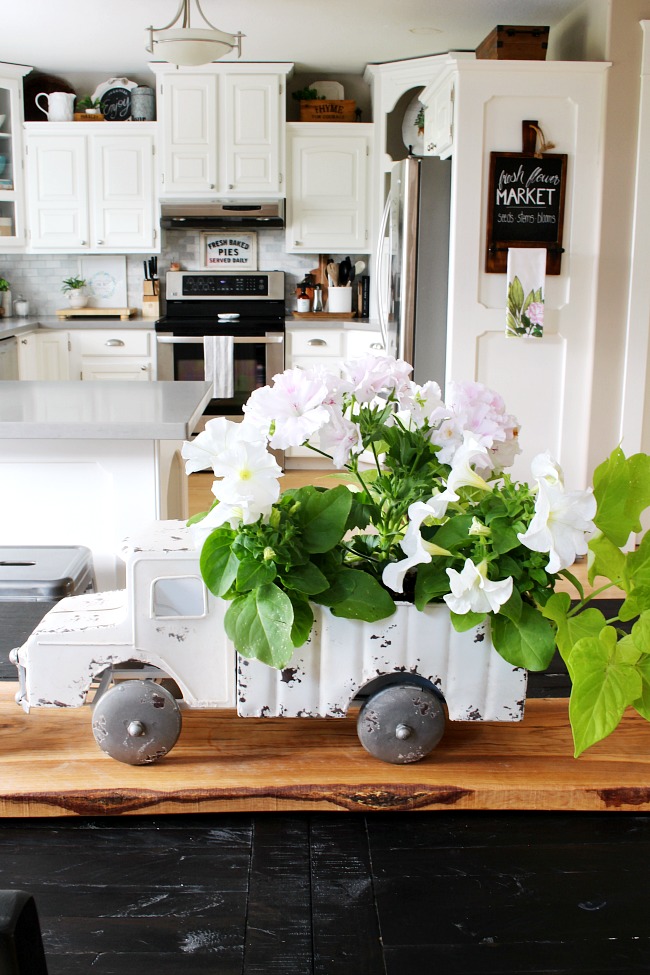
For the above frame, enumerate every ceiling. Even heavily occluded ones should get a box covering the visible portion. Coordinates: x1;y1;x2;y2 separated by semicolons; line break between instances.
2;0;586;85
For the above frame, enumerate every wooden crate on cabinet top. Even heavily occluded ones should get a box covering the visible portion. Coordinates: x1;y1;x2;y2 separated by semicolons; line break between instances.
299;100;356;122
475;25;549;60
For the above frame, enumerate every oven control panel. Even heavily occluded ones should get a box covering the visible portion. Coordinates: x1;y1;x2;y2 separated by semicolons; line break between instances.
166;270;284;301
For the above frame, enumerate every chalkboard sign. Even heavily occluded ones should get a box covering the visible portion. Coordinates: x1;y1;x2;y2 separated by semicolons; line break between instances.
485;151;567;274
92;78;137;121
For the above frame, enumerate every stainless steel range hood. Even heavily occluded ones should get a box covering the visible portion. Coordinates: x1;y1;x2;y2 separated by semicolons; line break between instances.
160;199;284;229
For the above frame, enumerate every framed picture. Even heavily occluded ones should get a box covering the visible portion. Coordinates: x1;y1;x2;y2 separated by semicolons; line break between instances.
201;232;258;270
485;150;567;274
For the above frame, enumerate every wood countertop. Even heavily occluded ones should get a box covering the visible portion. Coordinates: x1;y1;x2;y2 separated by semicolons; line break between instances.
1;686;649;817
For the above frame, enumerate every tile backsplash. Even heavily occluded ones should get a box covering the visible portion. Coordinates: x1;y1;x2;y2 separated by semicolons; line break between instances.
0;230;367;317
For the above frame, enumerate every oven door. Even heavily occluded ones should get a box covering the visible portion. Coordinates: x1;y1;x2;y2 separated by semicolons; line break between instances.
156;330;284;417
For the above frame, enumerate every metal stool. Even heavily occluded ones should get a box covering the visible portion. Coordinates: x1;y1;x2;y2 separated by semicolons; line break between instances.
0;546;96;680
0;890;48;974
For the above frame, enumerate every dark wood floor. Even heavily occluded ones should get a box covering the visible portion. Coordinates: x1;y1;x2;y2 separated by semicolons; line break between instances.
2;599;649;975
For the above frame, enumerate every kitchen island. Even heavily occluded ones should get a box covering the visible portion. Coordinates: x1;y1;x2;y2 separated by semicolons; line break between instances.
0;381;211;589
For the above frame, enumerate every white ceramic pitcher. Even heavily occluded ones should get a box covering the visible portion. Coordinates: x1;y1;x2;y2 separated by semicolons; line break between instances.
35;91;75;122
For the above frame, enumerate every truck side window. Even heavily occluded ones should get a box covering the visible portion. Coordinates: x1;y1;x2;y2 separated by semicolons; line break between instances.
151;576;207;619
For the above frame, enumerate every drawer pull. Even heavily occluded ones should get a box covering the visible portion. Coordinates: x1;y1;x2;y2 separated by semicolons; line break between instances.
308;338;327;347
370;342;384;350
105;339;125;347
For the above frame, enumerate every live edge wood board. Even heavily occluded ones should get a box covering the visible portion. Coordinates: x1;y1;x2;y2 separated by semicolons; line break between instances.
1;685;650;817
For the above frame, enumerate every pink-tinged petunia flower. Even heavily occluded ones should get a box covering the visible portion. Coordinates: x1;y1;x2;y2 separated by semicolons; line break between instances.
317;406;363;468
243;368;329;449
341;355;413;403
444;559;513;615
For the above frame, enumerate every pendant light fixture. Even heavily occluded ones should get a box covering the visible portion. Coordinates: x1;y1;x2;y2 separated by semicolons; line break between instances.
146;0;244;67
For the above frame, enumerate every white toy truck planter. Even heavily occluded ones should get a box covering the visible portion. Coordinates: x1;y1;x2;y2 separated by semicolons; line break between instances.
12;521;527;766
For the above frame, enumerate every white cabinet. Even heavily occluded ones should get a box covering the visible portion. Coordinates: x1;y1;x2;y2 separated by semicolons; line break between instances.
17;330;70;379
422;71;455;158
24;123;157;252
70;329;156;381
286;124;372;254
0;65;31;253
151;64;292;197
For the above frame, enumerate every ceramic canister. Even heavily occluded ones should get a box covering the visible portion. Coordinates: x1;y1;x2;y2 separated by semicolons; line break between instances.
130;87;156;122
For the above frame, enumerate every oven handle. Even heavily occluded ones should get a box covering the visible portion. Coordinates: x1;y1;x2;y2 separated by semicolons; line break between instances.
156;335;284;345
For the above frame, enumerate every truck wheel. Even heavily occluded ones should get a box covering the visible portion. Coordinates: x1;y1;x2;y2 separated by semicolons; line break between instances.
92;679;182;765
356;682;445;764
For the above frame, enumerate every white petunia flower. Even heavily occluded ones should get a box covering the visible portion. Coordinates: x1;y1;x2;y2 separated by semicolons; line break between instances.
181;416;265;475
444;433;493;498
381;498;451;593
443;559;513;615
211;440;282;510
517;479;596;573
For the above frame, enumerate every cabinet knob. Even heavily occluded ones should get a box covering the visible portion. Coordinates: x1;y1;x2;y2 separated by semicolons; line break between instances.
294;241;301;247
105;339;125;347
228;183;234;190
426;143;436;152
96;239;104;245
141;365;147;371
20;338;28;345
370;343;384;350
308;339;327;347
209;183;215;190
80;240;87;245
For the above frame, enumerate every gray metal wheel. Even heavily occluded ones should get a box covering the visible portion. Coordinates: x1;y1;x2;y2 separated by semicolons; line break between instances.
92;679;182;765
357;682;445;764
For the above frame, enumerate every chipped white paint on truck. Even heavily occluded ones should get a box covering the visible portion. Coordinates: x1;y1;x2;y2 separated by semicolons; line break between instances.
13;520;527;723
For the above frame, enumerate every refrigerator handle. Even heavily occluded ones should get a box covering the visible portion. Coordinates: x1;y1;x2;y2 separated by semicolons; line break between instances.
374;192;391;354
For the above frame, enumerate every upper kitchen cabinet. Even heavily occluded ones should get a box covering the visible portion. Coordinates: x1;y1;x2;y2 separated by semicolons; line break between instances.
150;64;293;197
24;123;158;253
0;64;31;253
286;123;372;254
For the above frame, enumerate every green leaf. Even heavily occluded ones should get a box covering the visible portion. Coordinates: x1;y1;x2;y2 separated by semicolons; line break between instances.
569;627;643;757
450;609;485;632
508;275;525;313
413;560;454;609
491;603;556;671
624;533;650;591
281;560;329;595
630;611;650;654
593;448;650;546
235;558;276;592
541;592;607;667
588;532;625;589
289;596;314;648
224;584;295;668
200;528;240;597
619;586;650;622
430;514;474;551
294;485;353;553
319;568;396;622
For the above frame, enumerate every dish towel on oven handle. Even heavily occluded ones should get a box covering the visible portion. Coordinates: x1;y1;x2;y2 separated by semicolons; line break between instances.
204;335;234;398
506;247;546;338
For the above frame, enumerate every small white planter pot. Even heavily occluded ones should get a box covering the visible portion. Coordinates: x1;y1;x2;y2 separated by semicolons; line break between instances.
67;290;87;309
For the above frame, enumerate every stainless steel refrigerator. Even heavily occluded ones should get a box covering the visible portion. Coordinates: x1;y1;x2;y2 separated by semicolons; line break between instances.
376;156;451;391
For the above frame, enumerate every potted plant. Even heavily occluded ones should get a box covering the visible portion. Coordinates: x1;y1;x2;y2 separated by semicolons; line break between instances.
61;276;87;309
75;95;102;117
0;277;10;316
183;354;650;758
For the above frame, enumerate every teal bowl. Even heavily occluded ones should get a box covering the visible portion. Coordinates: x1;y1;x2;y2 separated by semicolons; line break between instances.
0;156;6;178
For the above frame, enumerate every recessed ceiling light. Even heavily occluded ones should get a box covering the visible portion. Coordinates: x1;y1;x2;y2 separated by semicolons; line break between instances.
409;26;442;35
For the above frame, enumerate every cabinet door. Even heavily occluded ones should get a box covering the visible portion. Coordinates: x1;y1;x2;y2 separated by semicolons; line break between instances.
91;135;156;250
221;74;281;194
18;330;70;379
0;68;30;253
161;74;217;194
25;136;89;248
287;127;370;253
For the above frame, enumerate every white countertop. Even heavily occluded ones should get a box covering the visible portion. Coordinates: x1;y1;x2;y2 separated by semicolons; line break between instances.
0;316;156;339
0;381;212;439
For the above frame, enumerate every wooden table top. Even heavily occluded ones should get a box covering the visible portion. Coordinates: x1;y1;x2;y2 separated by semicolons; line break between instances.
2;684;650;817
